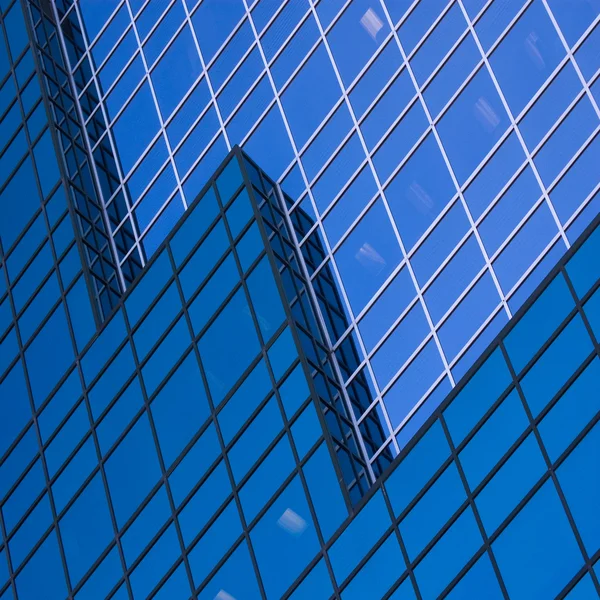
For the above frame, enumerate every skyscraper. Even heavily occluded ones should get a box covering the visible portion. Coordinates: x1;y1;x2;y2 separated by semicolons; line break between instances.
18;0;600;461
1;0;600;598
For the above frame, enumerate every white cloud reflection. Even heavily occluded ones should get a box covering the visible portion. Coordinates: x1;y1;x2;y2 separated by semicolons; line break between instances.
277;508;307;535
360;8;384;40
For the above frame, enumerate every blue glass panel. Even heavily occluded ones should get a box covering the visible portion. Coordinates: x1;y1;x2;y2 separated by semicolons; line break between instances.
240;435;295;524
15;531;67;600
566;216;600;299
446;552;504;600
179;220;229;300
438;68;509;184
180;461;231;547
122;486;170;567
247;256;286;342
0;361;31;458
65;277;95;353
198;541;261;600
476;433;547;536
45;402;89;477
414;508;482;600
75;546;122;600
228;397;283;482
563;574;598;600
279;362;311;418
0;426;37;502
188;501;242;587
125;250;172;326
288;558;334;600
81;310;127;385
303;442;347;541
252;476;319;600
291;402;321;459
130;524;181;599
493;480;582;600
88;343;136;419
521;315;593;416
152;26;202;119
335;199;402;313
282;44;341;148
189;254;239;335
539;358;600;462
459;390;528;490
9;494;52;568
3;459;45;533
141;317;191;396
342;533;404;600
154;562;192;599
112;82;160;174
558;420;600;556
268;327;297;381
386;420;450;515
491;1;565;115
504;273;574;373
400;463;466;561
151;351;210;467
25;305;74;407
169;423;221;507
219;358;271;443
216;157;244;204
52;437;96;514
330;490;390;583
105;414;162;528
60;474;113;586
199;289;261;404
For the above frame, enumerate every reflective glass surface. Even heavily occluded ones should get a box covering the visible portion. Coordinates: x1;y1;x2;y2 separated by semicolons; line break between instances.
33;0;600;459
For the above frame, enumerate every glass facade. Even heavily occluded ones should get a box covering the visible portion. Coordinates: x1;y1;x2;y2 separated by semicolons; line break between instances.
31;0;600;458
2;113;600;597
1;1;600;597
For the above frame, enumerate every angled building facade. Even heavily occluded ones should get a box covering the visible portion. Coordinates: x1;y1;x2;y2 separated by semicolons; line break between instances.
1;0;600;599
12;0;600;461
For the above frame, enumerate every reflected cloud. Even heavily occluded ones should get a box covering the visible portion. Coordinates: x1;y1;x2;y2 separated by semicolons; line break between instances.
355;242;386;274
407;181;434;215
277;508;307;535
525;31;545;69
474;97;500;132
214;591;236;600
360;8;384;40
